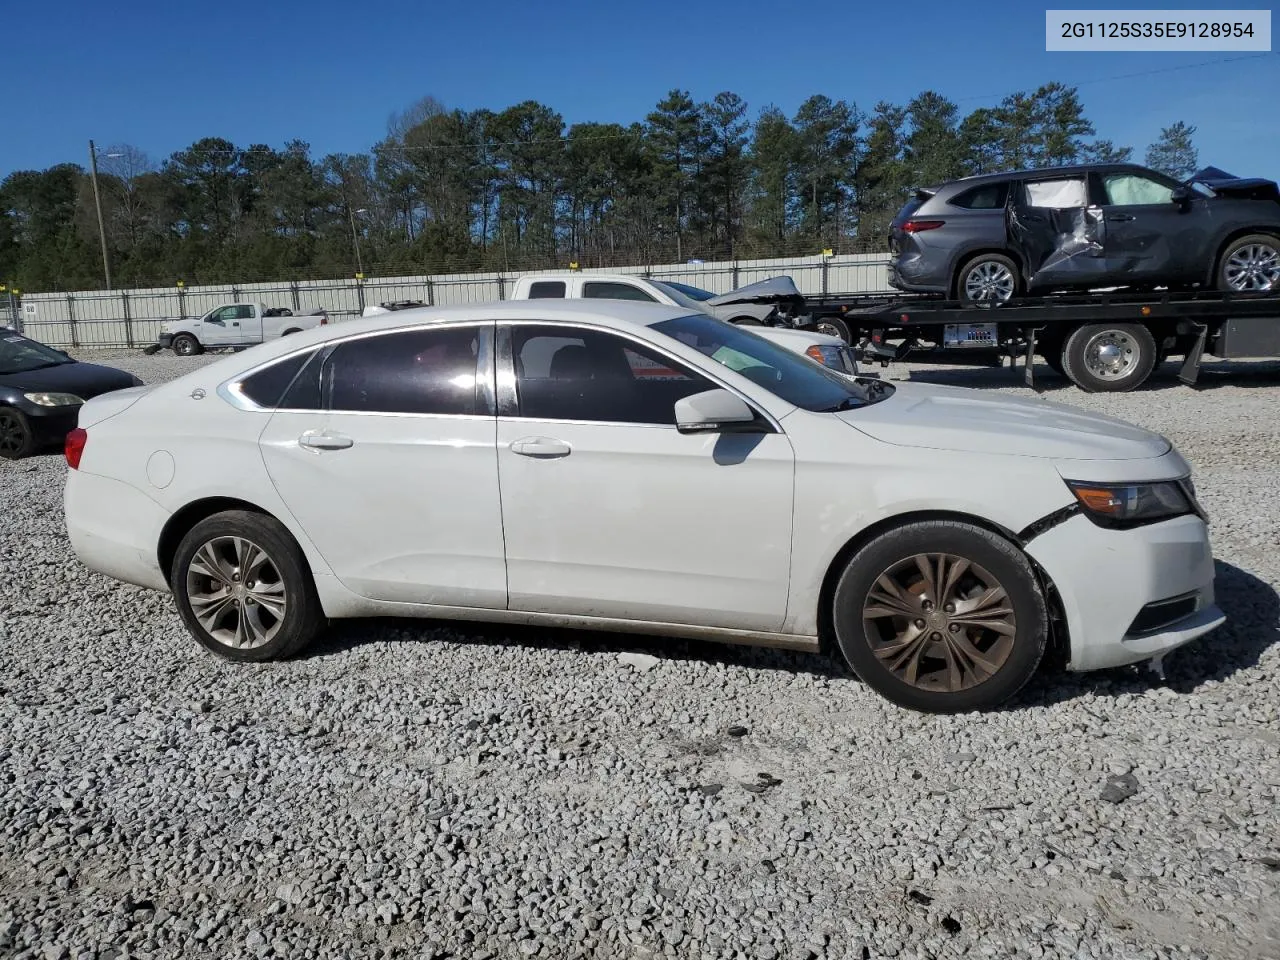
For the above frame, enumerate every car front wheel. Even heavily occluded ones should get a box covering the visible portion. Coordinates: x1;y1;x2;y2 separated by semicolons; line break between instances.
831;520;1048;713
171;510;324;661
172;334;202;357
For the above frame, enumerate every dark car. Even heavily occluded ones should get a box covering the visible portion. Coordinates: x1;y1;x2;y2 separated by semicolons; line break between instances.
888;163;1280;302
0;330;142;459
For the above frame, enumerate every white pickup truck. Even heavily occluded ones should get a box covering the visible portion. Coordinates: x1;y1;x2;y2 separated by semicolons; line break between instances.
149;303;329;357
504;272;860;376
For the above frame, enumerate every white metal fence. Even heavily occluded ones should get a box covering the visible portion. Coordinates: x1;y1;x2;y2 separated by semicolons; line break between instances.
10;252;893;350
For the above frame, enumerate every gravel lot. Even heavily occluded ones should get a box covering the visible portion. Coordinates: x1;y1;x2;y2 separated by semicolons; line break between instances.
2;349;1278;960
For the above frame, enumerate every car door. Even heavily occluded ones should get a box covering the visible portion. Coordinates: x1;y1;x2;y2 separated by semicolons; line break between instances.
494;320;795;632
236;304;264;343
200;306;239;346
1090;170;1200;284
1007;175;1106;291
257;321;507;608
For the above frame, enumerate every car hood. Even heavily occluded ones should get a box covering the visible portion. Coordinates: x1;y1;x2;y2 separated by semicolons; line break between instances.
835;382;1170;461
705;276;803;306
752;326;844;347
0;361;138;400
1188;166;1280;203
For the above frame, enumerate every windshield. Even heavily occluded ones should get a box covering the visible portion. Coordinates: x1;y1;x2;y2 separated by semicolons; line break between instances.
0;333;71;374
655;280;716;302
653;313;889;412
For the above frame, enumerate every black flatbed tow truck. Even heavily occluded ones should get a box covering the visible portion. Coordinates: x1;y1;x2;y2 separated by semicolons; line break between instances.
788;289;1280;393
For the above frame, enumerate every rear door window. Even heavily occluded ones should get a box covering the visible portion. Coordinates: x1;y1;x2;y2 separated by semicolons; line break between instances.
581;281;658;303
1023;178;1088;209
527;281;566;299
324;326;483;416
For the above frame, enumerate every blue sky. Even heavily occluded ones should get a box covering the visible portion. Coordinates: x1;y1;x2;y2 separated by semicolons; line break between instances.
3;0;1277;178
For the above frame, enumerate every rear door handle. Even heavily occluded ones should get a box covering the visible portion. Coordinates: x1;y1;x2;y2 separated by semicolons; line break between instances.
1106;213;1136;222
510;437;571;459
298;432;353;451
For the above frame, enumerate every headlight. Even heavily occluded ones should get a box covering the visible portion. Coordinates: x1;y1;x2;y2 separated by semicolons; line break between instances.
24;392;84;407
805;344;853;372
1065;480;1197;527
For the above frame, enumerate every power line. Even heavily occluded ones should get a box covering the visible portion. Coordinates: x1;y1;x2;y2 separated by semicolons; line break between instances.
953;52;1275;104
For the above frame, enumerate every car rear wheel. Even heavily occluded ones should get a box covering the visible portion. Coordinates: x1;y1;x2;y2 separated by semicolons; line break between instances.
1061;322;1156;392
171;510;324;662
813;316;853;343
956;254;1020;304
0;408;35;460
172;334;202;357
1216;234;1280;292
831;520;1048;713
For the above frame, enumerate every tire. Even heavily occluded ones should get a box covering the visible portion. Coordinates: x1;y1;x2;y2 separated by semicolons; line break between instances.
172;333;202;357
831;520;1048;713
171;510;324;662
955;253;1020;304
1215;234;1280;293
0;407;35;460
1061;322;1156;393
729;316;763;326
281;327;301;336
812;315;853;344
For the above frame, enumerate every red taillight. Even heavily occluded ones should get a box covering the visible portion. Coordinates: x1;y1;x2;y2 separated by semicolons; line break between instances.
901;220;945;233
320;315;328;325
65;428;87;470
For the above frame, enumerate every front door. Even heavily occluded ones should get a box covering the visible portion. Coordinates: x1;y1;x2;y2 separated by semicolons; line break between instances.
1090;170;1200;285
494;321;795;633
200;305;240;346
258;322;507;608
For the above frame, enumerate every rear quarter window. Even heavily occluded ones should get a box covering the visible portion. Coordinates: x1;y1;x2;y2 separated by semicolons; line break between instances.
948;182;1009;210
527;281;566;299
238;351;313;408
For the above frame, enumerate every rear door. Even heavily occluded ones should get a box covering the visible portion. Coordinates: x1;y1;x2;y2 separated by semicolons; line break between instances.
237;305;264;343
1008;175;1106;291
1090;170;1201;284
257;321;507;608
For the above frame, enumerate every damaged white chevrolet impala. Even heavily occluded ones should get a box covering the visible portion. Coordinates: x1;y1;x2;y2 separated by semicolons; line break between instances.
62;300;1224;712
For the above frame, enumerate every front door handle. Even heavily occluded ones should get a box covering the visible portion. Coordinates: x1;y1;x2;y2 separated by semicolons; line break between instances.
510;437;571;459
298;432;353;451
1106;213;1136;222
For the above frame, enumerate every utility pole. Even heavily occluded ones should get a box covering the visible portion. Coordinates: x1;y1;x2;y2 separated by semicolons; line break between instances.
88;140;112;290
348;205;367;277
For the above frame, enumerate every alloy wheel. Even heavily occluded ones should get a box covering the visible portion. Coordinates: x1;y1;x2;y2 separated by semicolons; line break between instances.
861;553;1017;692
185;536;288;649
963;262;1015;302
0;413;24;455
1224;243;1280;292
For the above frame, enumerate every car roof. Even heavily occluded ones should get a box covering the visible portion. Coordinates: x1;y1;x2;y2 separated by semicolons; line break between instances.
936;162;1154;190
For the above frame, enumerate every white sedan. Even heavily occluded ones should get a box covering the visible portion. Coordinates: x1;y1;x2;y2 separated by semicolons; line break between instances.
63;301;1224;712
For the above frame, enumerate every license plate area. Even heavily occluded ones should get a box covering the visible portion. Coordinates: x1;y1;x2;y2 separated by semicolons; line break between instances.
942;322;998;348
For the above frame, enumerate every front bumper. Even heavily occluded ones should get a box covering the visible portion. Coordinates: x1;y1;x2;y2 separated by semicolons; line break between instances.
156;333;174;349
1024;512;1224;672
20;404;81;446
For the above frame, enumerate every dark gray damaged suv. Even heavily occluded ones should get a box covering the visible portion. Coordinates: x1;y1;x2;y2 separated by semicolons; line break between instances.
888;163;1280;302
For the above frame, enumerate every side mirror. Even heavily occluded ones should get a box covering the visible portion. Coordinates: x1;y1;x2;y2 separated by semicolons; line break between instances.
1170;186;1192;207
674;388;759;434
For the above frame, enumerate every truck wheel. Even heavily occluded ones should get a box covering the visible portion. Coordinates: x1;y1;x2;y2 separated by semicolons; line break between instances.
1036;333;1066;376
1215;234;1280;292
813;315;852;344
1062;323;1156;393
729;316;763;326
172;334;202;357
955;254;1020;303
281;327;301;336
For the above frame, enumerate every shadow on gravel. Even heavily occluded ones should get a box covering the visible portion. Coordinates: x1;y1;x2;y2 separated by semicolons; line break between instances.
308;561;1276;711
1013;560;1280;709
307;616;850;680
901;360;1280;392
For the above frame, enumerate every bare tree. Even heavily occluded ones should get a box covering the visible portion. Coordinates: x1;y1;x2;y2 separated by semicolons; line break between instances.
99;144;156;248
